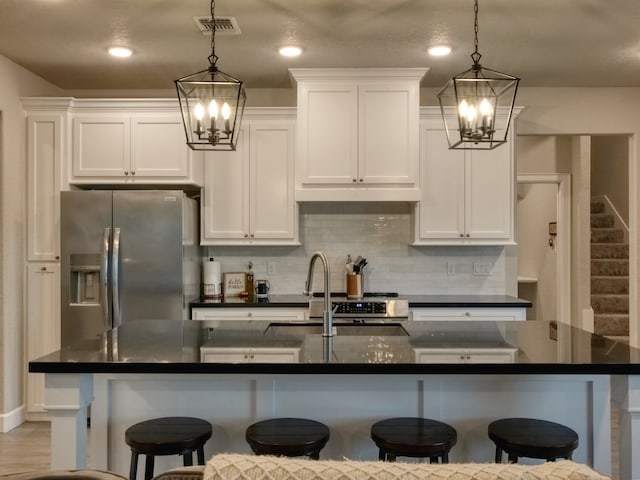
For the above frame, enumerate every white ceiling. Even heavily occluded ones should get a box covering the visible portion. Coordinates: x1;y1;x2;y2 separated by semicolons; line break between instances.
1;0;640;91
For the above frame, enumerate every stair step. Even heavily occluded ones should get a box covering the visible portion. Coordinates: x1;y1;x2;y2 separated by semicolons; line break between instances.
591;213;614;228
591;276;629;294
591;200;605;214
590;243;629;259
591;294;629;313
591;259;629;276
594;314;629;337
591;228;624;244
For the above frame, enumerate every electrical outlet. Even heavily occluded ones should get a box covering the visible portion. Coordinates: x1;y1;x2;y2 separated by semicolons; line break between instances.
267;261;277;275
447;262;456;275
473;262;492;275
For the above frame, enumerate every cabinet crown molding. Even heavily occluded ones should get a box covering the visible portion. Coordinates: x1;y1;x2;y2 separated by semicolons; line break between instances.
289;68;429;84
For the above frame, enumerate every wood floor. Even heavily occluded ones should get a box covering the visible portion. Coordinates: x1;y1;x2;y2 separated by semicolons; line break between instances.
0;421;51;475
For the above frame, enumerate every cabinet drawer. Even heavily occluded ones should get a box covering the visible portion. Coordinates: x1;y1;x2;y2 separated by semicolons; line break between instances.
200;347;300;363
414;347;517;364
192;307;307;322
411;307;525;321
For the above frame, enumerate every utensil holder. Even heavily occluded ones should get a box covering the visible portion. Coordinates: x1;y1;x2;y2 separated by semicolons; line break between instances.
346;273;363;299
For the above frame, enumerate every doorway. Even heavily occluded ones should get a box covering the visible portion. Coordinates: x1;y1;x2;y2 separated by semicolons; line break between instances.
516;174;571;324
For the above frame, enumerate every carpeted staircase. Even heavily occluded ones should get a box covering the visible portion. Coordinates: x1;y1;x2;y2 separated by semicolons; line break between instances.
591;198;629;338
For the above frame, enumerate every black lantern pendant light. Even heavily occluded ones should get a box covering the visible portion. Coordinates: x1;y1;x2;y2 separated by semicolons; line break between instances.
175;0;246;151
437;0;519;150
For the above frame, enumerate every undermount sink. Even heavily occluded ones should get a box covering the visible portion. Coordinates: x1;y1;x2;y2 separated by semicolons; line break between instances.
264;322;408;337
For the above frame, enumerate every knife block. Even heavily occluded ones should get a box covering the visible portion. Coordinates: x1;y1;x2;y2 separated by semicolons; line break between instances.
346;273;363;299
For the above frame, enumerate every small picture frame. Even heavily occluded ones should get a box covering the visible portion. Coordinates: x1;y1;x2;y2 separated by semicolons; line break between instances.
223;272;247;297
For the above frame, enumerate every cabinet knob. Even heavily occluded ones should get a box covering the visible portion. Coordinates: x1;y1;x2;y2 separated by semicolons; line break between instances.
250;234;254;238
55;256;60;260
359;178;364;182
459;233;464;238
466;355;471;360
41;266;47;271
465;233;470;238
460;355;465;360
244;234;249;238
244;354;249;359
352;179;357;183
131;170;136;176
247;312;252;317
465;311;471;317
124;171;129;176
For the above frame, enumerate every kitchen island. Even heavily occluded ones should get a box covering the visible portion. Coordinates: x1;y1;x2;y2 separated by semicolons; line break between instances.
30;319;639;479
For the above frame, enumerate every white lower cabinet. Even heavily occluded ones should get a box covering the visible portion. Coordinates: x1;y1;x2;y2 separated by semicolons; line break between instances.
200;347;300;363
26;262;60;415
201;111;298;245
411;307;526;321
413;347;517;364
191;307;307;322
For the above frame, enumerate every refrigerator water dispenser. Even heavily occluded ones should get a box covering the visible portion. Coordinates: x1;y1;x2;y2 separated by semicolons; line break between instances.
70;254;101;305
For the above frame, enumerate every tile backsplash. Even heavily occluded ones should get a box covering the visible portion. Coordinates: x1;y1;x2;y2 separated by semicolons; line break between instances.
205;203;508;295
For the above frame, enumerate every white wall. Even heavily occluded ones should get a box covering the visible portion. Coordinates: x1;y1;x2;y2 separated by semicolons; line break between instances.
0;54;62;428
592;135;629;224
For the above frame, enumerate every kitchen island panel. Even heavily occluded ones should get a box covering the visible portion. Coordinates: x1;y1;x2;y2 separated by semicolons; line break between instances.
83;373;609;476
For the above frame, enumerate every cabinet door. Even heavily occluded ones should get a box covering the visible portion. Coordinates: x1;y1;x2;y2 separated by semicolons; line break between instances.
72;116;130;176
465;146;513;240
297;83;358;184
201;129;250;241
27;114;62;261
418;129;465;239
359;83;418;184
250;121;296;240
26;263;60;413
131;116;189;178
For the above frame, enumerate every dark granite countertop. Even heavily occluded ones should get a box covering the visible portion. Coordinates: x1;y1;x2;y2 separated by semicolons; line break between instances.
190;294;532;309
29;319;638;375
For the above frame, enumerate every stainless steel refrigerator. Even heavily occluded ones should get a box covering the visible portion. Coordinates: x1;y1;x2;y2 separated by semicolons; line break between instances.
60;190;200;347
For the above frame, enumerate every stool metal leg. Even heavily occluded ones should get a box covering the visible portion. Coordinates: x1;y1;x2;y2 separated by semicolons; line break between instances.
197;446;205;465
129;452;138;480
442;452;449;463
144;455;154;480
309;451;320;460
507;453;518;464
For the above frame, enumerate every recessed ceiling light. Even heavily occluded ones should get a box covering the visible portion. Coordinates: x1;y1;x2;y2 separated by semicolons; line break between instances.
428;45;451;57
279;46;302;57
108;47;133;58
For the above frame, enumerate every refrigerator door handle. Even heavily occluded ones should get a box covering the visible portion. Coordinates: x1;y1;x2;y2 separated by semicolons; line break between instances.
101;227;111;330
112;227;122;328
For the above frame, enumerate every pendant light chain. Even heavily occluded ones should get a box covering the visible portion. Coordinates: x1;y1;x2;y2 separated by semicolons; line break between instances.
208;0;219;68
471;0;481;66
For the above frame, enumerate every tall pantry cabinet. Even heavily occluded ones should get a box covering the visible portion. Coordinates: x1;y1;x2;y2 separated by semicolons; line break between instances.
22;98;68;417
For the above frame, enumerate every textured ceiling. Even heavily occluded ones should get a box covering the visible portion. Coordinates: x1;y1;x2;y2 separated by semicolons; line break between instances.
1;0;640;90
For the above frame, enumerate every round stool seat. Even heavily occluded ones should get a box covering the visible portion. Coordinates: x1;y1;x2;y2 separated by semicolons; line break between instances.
245;418;330;459
488;418;579;463
125;417;212;480
371;417;457;462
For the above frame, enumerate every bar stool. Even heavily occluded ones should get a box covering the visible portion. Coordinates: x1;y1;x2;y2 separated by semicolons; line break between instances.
245;418;330;459
124;416;212;480
488;417;579;463
370;417;457;463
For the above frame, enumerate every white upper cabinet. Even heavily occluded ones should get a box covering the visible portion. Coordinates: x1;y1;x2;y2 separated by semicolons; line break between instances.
413;108;519;245
25;109;66;261
291;68;427;201
69;99;202;185
201;109;299;246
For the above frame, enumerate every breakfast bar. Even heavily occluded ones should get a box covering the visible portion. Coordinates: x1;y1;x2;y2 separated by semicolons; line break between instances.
30;319;640;480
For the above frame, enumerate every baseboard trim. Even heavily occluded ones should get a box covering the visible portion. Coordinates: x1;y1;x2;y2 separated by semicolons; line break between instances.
0;404;26;432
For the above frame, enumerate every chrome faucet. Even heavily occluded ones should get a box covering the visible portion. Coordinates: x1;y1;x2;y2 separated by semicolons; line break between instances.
304;251;332;337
